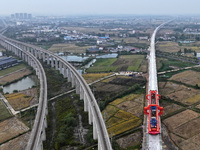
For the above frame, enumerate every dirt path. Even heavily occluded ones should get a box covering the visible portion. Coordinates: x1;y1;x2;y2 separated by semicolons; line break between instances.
72;97;87;144
49;102;57;149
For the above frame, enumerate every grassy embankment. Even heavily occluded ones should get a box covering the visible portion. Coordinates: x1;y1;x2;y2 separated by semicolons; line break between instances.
0;100;12;121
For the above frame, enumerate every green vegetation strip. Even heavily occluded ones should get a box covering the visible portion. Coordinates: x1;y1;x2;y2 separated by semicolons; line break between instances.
87;58;117;73
0;64;26;76
158;59;195;72
0;100;12;121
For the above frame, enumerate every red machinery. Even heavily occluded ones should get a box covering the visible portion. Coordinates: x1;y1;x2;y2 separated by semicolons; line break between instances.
144;90;163;135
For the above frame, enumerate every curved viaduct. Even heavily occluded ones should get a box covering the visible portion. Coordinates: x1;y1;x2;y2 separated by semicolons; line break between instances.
0;36;112;150
0;38;48;150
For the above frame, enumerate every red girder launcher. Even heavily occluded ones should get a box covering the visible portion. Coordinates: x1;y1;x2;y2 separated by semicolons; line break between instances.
144;90;163;135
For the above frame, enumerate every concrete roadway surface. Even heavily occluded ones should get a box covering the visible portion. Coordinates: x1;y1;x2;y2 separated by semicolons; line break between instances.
144;21;172;150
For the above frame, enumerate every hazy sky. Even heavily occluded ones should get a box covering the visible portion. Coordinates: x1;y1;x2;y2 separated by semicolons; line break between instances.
1;0;200;16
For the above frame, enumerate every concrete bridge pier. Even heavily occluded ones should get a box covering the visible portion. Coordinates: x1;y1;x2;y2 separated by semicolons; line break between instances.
75;80;80;94
84;93;88;112
55;59;58;70
34;50;38;58
71;73;75;88
42;53;46;62
28;56;31;66
47;54;50;65
25;54;28;62
31;48;34;55
88;105;93;125
93;118;98;140
80;86;84;100
63;65;67;78
39;51;42;59
67;69;71;82
59;61;62;74
51;56;54;68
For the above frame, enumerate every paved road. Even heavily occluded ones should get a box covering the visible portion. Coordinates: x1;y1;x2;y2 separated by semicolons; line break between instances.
158;65;200;75
0;93;16;115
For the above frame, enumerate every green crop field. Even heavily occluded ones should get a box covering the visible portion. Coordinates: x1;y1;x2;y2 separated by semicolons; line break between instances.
0;100;12;121
0;64;27;77
86;58;118;73
86;55;145;73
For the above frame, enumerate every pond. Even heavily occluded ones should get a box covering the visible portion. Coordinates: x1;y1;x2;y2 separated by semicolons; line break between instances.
60;55;89;62
3;75;38;94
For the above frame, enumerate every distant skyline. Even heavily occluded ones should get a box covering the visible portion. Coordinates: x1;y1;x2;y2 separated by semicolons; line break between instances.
1;0;200;16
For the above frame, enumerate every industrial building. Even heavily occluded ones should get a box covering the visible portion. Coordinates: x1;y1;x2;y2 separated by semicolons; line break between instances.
0;57;19;70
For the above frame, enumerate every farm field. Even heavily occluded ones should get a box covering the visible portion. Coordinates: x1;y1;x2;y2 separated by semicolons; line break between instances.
160;101;183;117
0;132;30;150
138;58;148;72
116;131;141;149
157;58;194;72
103;94;143;137
87;55;145;73
159;82;200;105
163;110;200;150
5;92;34;111
156;41;180;53
48;43;90;53
82;73;113;83
0;117;29;144
112;37;149;44
0;68;32;85
86;58;118;72
0;64;26;77
0;100;12;121
169;70;200;86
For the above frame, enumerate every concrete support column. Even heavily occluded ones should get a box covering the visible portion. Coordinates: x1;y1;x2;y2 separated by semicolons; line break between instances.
42;53;46;62
39;51;42;59
68;70;72;82
27;56;31;65
22;52;25;61
71;73;75;87
25;54;28;62
36;141;43;150
88;105;93;125
65;68;68;78
31;48;34;55
80;86;84;100
51;56;54;68
34;50;37;58
47;54;50;65
41;127;46;141
55;59;58;70
35;66;39;76
93;118;98;140
44;117;47;128
59;61;63;74
14;48;17;55
84;93;88;112
63;66;67;78
76;80;80;94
